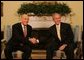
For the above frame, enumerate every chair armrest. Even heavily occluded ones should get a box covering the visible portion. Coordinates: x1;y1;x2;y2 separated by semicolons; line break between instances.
1;39;7;48
1;39;6;42
74;48;78;54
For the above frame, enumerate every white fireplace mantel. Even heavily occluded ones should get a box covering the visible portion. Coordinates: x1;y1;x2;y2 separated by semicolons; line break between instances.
28;15;71;28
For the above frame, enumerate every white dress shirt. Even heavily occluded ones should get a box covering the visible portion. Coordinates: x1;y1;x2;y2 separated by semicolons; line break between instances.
56;24;61;41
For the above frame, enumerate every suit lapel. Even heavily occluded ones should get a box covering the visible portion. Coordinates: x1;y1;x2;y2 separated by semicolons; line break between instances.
53;25;58;38
18;23;30;37
19;23;24;36
60;23;64;40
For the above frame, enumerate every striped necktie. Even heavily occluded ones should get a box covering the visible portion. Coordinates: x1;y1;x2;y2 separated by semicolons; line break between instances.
23;26;27;37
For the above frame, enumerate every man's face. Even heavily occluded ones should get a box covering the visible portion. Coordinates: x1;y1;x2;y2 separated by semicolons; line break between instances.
21;14;29;26
52;13;61;25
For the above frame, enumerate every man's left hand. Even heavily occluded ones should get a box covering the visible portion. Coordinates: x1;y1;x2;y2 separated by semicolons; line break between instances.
59;44;67;51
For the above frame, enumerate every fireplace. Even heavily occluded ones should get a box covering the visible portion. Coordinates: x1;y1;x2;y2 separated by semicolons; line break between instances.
31;28;50;50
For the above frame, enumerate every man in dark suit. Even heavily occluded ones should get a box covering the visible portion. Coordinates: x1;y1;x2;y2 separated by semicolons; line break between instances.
46;13;75;59
4;14;39;59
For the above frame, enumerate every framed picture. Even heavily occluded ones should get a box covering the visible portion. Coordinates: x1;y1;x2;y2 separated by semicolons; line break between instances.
1;2;3;16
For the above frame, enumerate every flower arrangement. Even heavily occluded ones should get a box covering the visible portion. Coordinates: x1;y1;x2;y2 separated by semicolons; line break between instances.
17;2;71;16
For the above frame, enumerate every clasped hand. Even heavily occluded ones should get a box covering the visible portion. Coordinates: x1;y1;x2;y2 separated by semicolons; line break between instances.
29;37;39;44
59;44;67;51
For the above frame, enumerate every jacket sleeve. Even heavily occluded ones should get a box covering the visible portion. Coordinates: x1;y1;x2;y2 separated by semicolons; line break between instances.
64;24;75;47
12;25;24;43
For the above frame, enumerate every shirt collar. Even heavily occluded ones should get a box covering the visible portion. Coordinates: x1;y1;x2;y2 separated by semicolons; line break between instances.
56;23;61;28
21;23;24;29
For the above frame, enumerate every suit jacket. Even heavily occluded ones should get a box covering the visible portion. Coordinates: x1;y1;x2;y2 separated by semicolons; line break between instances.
48;22;74;50
7;23;32;47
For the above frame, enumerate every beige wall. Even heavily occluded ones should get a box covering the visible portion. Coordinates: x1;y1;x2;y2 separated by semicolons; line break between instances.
58;1;83;27
1;1;33;31
1;1;83;31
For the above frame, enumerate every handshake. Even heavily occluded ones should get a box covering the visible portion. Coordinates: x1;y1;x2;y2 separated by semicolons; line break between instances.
29;37;39;44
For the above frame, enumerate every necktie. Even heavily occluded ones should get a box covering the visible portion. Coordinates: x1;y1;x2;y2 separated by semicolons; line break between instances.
23;26;27;37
